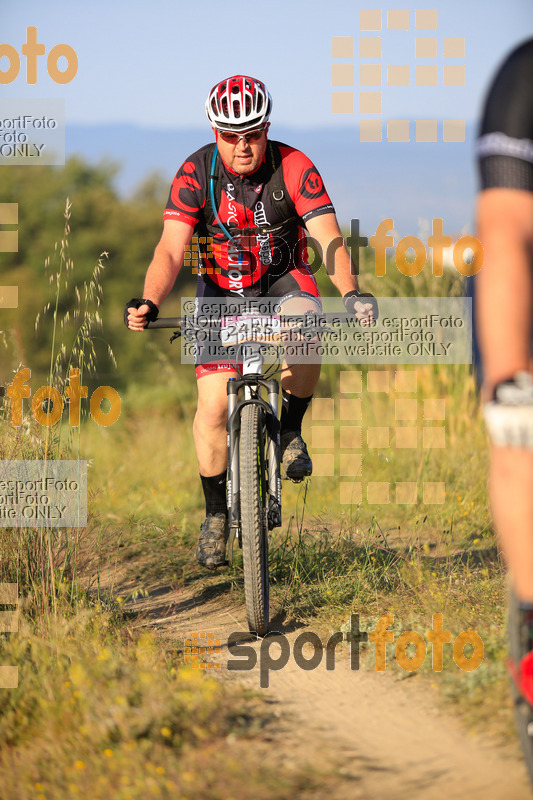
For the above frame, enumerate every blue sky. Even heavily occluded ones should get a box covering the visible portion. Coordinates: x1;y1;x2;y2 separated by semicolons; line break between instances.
2;0;532;129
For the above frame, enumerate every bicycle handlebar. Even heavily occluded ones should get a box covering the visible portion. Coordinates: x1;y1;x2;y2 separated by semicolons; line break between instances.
145;317;182;329
144;312;372;331
141;313;376;349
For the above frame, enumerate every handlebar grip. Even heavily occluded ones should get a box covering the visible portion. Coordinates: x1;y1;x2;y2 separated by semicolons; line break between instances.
145;317;183;329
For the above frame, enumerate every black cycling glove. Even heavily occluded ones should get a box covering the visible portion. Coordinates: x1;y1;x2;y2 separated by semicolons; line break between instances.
124;298;159;327
343;290;379;321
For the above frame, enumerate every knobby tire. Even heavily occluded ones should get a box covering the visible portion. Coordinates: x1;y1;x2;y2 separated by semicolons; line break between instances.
240;403;269;637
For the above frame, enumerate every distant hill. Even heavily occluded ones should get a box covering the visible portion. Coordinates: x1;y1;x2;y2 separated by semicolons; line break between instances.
66;123;478;237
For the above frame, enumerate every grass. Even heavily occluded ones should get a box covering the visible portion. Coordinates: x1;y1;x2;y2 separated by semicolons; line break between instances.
0;604;316;800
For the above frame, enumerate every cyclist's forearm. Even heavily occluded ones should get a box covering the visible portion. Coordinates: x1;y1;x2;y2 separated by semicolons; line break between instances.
142;246;183;306
327;245;361;296
305;213;362;296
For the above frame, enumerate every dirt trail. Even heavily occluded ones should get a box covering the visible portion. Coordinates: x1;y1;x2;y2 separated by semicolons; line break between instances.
131;574;532;800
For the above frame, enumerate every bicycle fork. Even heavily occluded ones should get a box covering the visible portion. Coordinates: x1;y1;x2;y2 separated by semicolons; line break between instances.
225;376;282;564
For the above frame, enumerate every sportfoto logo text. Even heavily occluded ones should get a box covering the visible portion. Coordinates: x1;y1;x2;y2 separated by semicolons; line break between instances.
6;368;121;427
227;614;484;688
187;218;483;280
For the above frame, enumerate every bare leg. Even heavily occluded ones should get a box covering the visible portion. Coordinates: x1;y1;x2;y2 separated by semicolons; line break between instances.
193;370;238;476
282;362;321;397
279;294;322;399
490;446;533;602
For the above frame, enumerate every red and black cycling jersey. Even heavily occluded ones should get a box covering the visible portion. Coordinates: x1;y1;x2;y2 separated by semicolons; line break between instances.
477;38;533;192
163;140;335;292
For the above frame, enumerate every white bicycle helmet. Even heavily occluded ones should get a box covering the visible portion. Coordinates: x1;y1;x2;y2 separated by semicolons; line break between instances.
205;75;272;132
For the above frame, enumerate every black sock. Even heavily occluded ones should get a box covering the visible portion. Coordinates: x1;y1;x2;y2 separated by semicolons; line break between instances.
200;471;227;517
280;389;312;436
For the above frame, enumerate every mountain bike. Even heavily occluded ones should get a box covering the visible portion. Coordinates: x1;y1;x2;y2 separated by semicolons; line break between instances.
222;310;283;637
147;308;343;635
143;297;378;638
147;310;291;636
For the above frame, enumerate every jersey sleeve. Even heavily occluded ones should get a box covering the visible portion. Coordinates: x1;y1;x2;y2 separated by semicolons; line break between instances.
278;145;336;224
163;147;208;227
477;38;533;192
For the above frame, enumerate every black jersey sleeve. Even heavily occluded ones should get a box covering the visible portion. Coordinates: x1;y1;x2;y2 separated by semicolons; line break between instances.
477;38;533;191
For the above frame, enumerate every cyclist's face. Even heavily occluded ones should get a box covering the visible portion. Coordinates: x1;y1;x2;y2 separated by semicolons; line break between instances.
214;123;270;175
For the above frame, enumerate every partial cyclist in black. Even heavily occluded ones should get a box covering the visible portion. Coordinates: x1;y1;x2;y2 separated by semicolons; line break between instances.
475;38;533;761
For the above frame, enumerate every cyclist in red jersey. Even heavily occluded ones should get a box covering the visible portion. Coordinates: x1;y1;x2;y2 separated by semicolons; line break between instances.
126;75;375;568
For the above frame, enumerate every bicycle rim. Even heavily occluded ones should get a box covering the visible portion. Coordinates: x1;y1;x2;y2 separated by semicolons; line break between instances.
240;403;269;636
508;588;533;786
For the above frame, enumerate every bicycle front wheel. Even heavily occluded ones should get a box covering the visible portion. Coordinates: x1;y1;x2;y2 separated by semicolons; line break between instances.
239;403;269;636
